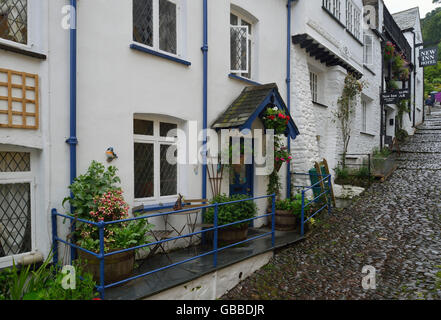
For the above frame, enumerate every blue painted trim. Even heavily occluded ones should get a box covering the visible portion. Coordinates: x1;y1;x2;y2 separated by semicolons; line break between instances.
228;73;262;86
238;88;299;140
130;43;191;66
68;0;78;264
286;0;293;199
202;0;208;214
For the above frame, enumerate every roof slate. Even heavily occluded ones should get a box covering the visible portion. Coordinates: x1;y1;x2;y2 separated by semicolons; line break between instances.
212;83;280;129
392;7;420;31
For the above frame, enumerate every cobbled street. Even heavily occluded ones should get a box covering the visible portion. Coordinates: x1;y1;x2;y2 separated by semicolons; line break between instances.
223;107;441;300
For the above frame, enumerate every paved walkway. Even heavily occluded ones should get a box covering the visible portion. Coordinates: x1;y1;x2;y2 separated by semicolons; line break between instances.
222;108;441;300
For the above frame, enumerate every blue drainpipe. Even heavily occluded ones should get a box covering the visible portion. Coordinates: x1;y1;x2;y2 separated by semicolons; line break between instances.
286;0;294;199
66;0;78;262
202;0;208;213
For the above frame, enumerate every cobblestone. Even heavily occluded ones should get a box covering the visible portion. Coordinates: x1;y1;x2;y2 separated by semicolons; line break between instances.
222;108;441;300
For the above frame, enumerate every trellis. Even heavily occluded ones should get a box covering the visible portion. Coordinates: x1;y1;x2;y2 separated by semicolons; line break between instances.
0;68;39;129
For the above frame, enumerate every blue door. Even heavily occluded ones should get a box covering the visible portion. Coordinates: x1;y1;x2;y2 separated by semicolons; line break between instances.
229;163;254;196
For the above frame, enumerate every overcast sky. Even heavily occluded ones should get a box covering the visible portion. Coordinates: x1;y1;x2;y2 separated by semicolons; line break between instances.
383;0;440;18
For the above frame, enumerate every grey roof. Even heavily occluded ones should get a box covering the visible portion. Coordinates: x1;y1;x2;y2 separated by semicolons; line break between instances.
392;7;420;31
212;83;280;129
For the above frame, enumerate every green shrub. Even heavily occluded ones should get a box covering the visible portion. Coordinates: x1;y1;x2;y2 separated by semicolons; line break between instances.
396;128;409;142
335;167;350;180
205;194;257;228
356;166;370;179
0;254;98;300
274;194;306;217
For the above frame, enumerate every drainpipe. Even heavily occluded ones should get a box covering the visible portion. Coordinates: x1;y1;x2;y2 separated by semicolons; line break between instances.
412;30;416;128
286;0;294;199
202;0;208;206
65;0;78;262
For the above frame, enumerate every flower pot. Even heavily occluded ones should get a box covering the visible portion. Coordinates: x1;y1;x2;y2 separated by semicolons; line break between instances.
206;224;248;246
77;249;135;285
274;210;296;231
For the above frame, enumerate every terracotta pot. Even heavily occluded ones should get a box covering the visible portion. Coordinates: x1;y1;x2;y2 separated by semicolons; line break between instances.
77;249;135;285
274;210;296;231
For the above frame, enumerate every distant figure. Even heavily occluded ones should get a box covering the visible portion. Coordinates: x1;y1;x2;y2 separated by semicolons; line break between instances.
425;95;434;115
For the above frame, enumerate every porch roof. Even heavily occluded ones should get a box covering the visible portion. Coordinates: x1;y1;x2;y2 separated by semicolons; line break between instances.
211;83;300;140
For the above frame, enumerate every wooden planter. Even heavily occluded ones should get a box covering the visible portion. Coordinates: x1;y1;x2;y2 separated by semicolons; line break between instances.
274;210;296;231
206;224;249;246
77;249;135;285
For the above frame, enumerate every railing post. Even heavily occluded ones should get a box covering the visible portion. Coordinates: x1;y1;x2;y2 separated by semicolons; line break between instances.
271;194;276;248
98;221;105;299
51;209;58;266
300;191;305;237
327;175;332;215
213;203;218;268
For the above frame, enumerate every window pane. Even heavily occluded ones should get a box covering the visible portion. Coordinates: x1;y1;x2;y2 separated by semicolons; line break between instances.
230;26;248;72
160;144;177;196
159;0;177;54
160;122;177;137
134;143;154;199
0;0;27;44
0;152;30;172
133;0;153;47
134;119;154;136
0;183;31;257
230;13;238;25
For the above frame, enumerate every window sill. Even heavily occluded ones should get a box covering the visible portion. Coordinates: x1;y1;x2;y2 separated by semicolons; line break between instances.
312;101;329;109
228;74;261;86
364;64;375;75
321;7;346;29
345;30;364;46
0;42;46;60
360;132;376;137
130;43;191;66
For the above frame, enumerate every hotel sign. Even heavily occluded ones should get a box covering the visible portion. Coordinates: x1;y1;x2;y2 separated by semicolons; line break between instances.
419;47;438;67
381;88;410;104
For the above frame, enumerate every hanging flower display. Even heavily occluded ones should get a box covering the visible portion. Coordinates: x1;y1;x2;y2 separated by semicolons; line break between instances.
262;106;290;135
384;41;396;62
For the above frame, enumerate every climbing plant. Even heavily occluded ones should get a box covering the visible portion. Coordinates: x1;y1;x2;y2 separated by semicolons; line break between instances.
334;73;366;167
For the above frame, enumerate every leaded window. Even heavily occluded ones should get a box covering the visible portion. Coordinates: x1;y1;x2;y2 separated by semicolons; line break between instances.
310;72;318;103
230;12;252;77
0;151;32;259
133;0;179;55
134;118;178;201
0;0;27;45
364;34;373;65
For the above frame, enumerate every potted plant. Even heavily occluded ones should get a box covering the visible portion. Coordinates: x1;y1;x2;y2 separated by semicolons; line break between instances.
63;161;154;284
273;194;304;231
205;194;257;245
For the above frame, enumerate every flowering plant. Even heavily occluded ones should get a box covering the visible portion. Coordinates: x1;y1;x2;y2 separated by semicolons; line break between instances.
65;161;154;254
76;189;154;253
274;145;293;171
384;41;396;61
262;106;291;135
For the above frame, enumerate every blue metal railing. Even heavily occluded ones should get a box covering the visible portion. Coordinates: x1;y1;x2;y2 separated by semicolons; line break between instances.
292;173;333;236
52;194;276;299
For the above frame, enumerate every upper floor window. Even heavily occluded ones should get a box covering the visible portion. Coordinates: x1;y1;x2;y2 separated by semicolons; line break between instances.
363;34;373;66
346;0;362;41
310;71;318;103
133;0;180;55
230;12;253;78
323;0;341;21
0;0;27;45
